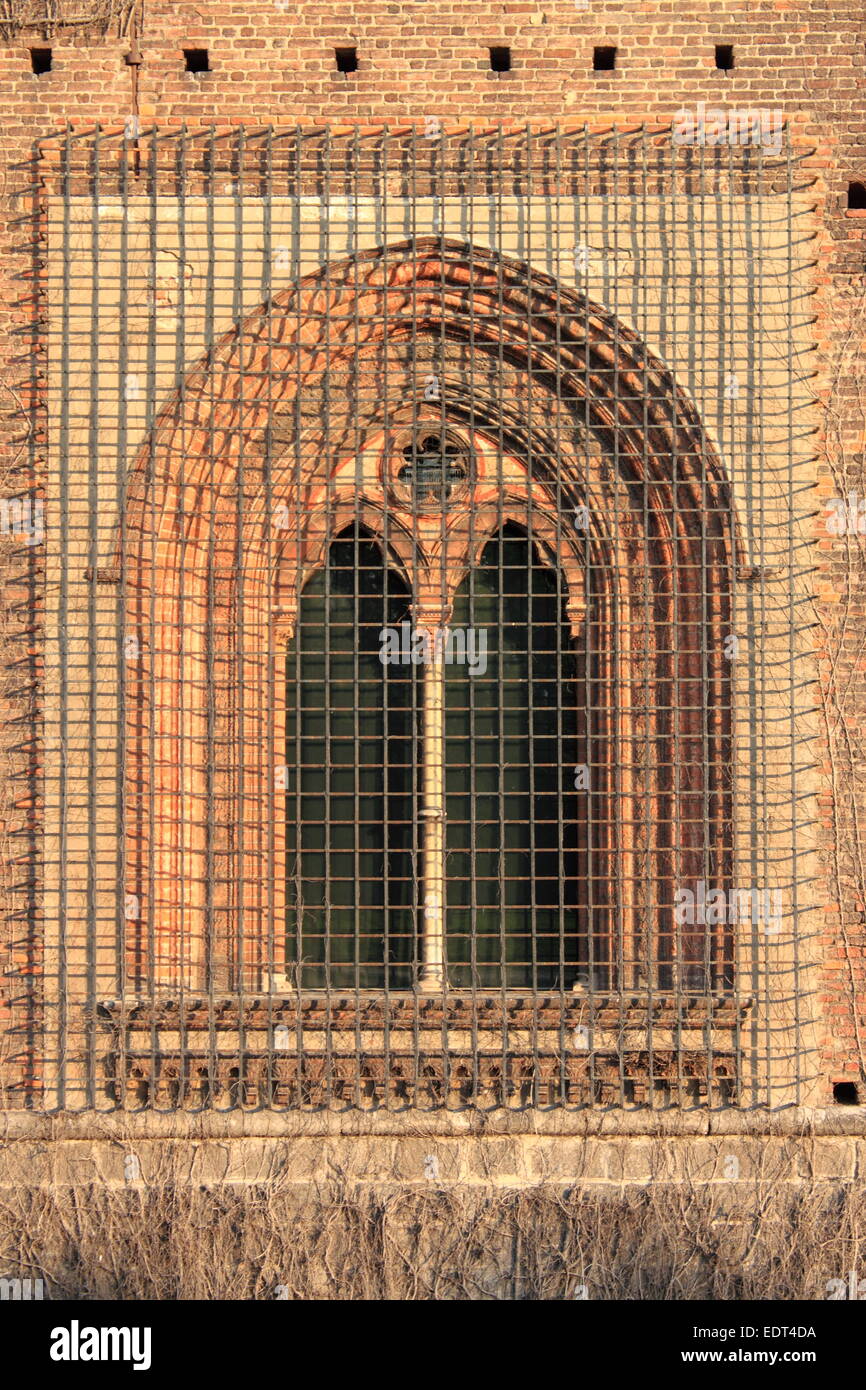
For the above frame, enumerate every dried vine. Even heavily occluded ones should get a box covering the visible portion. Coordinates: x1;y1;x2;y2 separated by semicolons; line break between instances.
814;271;866;1086
0;0;137;38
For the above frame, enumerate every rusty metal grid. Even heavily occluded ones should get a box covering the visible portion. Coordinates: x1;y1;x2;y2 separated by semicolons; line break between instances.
23;123;812;1112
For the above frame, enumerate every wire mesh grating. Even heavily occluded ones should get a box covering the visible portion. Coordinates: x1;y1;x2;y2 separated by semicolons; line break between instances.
21;122;816;1111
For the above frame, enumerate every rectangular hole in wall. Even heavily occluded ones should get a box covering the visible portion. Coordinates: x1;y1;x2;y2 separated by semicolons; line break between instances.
592;46;617;71
184;48;210;73
335;47;358;73
30;48;52;75
489;46;512;72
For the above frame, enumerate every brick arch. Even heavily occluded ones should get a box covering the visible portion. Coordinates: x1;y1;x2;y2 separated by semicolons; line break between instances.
121;237;738;994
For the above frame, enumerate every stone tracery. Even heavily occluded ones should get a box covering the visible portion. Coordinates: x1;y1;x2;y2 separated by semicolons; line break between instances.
121;236;738;1003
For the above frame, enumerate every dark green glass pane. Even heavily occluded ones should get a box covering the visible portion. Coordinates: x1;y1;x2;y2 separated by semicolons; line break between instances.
445;524;585;990
286;528;417;989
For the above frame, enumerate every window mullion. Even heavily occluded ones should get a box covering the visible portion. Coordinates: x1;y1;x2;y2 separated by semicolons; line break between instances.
417;616;447;994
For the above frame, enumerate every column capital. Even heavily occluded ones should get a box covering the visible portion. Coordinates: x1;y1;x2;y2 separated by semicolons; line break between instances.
565;592;587;638
411;596;453;634
272;602;297;648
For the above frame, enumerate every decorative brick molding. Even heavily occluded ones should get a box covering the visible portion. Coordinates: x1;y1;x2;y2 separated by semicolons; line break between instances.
120;236;736;1002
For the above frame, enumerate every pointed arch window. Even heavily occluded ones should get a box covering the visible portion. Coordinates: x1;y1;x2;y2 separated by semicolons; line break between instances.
445;524;586;990
282;511;589;993
285;527;417;990
118;235;739;1113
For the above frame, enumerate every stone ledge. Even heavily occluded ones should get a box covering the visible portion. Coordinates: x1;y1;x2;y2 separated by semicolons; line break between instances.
0;1103;859;1142
0;1133;863;1189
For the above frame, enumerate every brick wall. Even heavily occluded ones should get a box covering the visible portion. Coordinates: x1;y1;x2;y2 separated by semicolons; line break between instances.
0;0;864;1107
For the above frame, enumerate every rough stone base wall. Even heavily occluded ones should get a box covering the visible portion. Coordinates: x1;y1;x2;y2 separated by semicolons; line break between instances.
3;1118;866;1298
2;1112;866;1189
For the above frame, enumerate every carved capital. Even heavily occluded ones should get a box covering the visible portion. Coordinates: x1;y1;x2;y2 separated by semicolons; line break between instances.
272;602;297;648
565;592;587;638
412;594;454;634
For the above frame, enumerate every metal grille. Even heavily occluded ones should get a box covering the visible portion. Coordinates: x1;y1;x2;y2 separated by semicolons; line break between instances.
28;123;814;1111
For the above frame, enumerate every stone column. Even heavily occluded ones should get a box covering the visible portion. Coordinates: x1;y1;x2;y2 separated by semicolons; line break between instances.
414;598;452;993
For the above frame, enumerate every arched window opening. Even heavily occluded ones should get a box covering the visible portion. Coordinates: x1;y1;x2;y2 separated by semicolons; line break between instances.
445;524;587;990
285;525;417;989
282;520;593;994
114;233;744;1111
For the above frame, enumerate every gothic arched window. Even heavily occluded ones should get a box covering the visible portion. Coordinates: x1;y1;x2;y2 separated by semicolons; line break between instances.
285;527;416;989
445;524;586;990
120;236;738;1109
283;517;587;993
